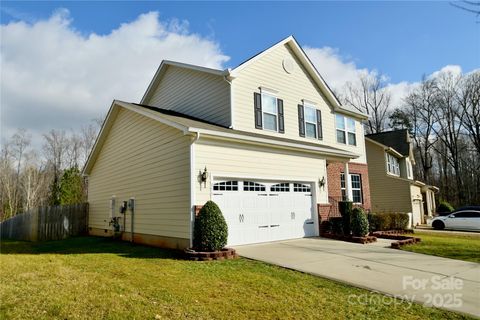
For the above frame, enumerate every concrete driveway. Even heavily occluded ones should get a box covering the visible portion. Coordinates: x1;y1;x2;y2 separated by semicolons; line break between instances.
234;238;480;317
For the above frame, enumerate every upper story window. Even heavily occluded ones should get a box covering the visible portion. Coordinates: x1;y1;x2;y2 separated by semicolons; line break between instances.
335;114;356;146
298;102;322;140
305;105;317;138
254;90;284;133
406;160;413;179
386;153;400;176
262;93;278;131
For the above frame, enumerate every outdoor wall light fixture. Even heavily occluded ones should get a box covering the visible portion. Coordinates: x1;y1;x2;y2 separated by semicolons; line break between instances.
200;167;208;183
319;176;326;189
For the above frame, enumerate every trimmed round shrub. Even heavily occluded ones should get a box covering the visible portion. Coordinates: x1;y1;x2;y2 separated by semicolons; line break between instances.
193;201;228;252
437;201;454;214
339;201;353;236
351;208;369;237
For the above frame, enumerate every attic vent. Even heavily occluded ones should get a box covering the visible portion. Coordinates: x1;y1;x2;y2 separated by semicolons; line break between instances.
282;57;294;74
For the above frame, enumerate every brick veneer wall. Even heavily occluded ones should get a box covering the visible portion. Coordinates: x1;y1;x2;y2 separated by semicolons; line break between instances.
326;162;371;211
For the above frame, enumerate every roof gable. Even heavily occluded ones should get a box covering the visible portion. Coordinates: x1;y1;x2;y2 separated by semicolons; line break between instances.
230;36;368;119
140;60;227;105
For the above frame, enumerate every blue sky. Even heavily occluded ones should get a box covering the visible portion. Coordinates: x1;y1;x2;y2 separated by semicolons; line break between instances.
2;1;478;83
1;1;479;147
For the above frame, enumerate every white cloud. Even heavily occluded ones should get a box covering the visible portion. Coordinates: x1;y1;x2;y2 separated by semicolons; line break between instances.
304;46;470;111
304;46;370;91
1;9;229;147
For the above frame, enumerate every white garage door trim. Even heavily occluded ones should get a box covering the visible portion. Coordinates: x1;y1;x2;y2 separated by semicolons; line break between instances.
210;174;319;246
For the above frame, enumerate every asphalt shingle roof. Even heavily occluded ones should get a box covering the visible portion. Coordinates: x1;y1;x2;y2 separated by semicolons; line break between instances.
366;130;410;157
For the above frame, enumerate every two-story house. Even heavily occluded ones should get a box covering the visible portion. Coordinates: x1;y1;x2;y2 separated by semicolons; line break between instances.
365;130;438;227
83;36;371;249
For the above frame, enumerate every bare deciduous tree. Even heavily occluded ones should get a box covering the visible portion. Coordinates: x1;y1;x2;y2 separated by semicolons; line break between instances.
342;72;391;134
432;72;466;203
457;71;480;155
403;77;438;183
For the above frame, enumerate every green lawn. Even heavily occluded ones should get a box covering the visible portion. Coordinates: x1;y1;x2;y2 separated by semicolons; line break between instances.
401;230;480;263
0;237;472;320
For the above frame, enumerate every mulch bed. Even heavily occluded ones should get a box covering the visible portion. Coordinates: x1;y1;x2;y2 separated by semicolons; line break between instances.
321;232;377;244
184;248;238;261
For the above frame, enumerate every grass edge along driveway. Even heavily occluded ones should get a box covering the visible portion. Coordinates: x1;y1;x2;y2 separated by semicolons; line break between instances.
0;237;474;320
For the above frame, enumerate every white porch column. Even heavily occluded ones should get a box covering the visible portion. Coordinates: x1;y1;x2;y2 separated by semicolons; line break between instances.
344;162;353;202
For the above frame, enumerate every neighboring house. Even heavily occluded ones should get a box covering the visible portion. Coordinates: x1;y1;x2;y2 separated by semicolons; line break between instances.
365;130;438;226
83;36;371;249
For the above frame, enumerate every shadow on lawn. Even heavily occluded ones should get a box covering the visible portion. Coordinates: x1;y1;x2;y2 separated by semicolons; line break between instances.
0;236;183;260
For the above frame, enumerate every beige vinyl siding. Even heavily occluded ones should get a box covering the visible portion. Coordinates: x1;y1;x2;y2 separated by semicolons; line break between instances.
194;138;328;205
366;140;413;213
232;43;367;163
87;108;191;239
145;65;231;127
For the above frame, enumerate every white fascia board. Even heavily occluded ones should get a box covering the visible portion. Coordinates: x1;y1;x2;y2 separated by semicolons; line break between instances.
82;100;117;175
365;137;404;158
188;127;359;159
336;108;369;120
116;101;189;133
230;36;294;75
387;147;404;159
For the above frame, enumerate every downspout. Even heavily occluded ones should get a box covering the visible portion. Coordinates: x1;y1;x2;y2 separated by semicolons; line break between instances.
189;132;200;248
129;198;135;243
224;71;234;129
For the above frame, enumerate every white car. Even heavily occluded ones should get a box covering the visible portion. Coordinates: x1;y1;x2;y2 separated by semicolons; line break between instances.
431;210;480;231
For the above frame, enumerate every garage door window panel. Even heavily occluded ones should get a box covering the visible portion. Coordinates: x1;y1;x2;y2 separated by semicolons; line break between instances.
293;183;311;192
213;181;238;191
271;183;290;192
243;181;266;192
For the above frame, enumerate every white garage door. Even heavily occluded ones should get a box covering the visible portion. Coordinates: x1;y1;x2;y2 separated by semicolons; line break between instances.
212;180;316;246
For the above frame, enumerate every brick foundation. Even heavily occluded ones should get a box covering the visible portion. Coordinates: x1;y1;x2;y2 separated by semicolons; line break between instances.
326;162;371;211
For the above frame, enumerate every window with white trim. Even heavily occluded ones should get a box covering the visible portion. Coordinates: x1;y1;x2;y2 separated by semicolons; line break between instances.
304;105;318;139
340;173;363;204
243;181;266;191
213;181;238;191
386;153;400;176
293;183;311;192
261;93;278;131
270;183;290;192
406;160;413;179
335;114;356;145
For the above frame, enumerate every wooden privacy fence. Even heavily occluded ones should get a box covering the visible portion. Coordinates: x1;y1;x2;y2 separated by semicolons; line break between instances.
0;203;88;241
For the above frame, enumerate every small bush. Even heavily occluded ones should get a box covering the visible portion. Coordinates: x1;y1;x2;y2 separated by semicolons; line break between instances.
377;213;393;231
367;213;378;232
330;217;343;235
368;212;410;231
351;208;369;237
437;201;454;214
391;213;409;230
193;201;228;252
339;201;353;236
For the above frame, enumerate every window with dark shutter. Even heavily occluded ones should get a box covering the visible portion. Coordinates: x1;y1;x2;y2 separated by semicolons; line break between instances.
277;99;284;133
254;92;262;129
298;104;305;137
316;109;323;140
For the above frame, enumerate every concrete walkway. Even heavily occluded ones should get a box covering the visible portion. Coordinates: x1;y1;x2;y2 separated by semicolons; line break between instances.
234;238;480;317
